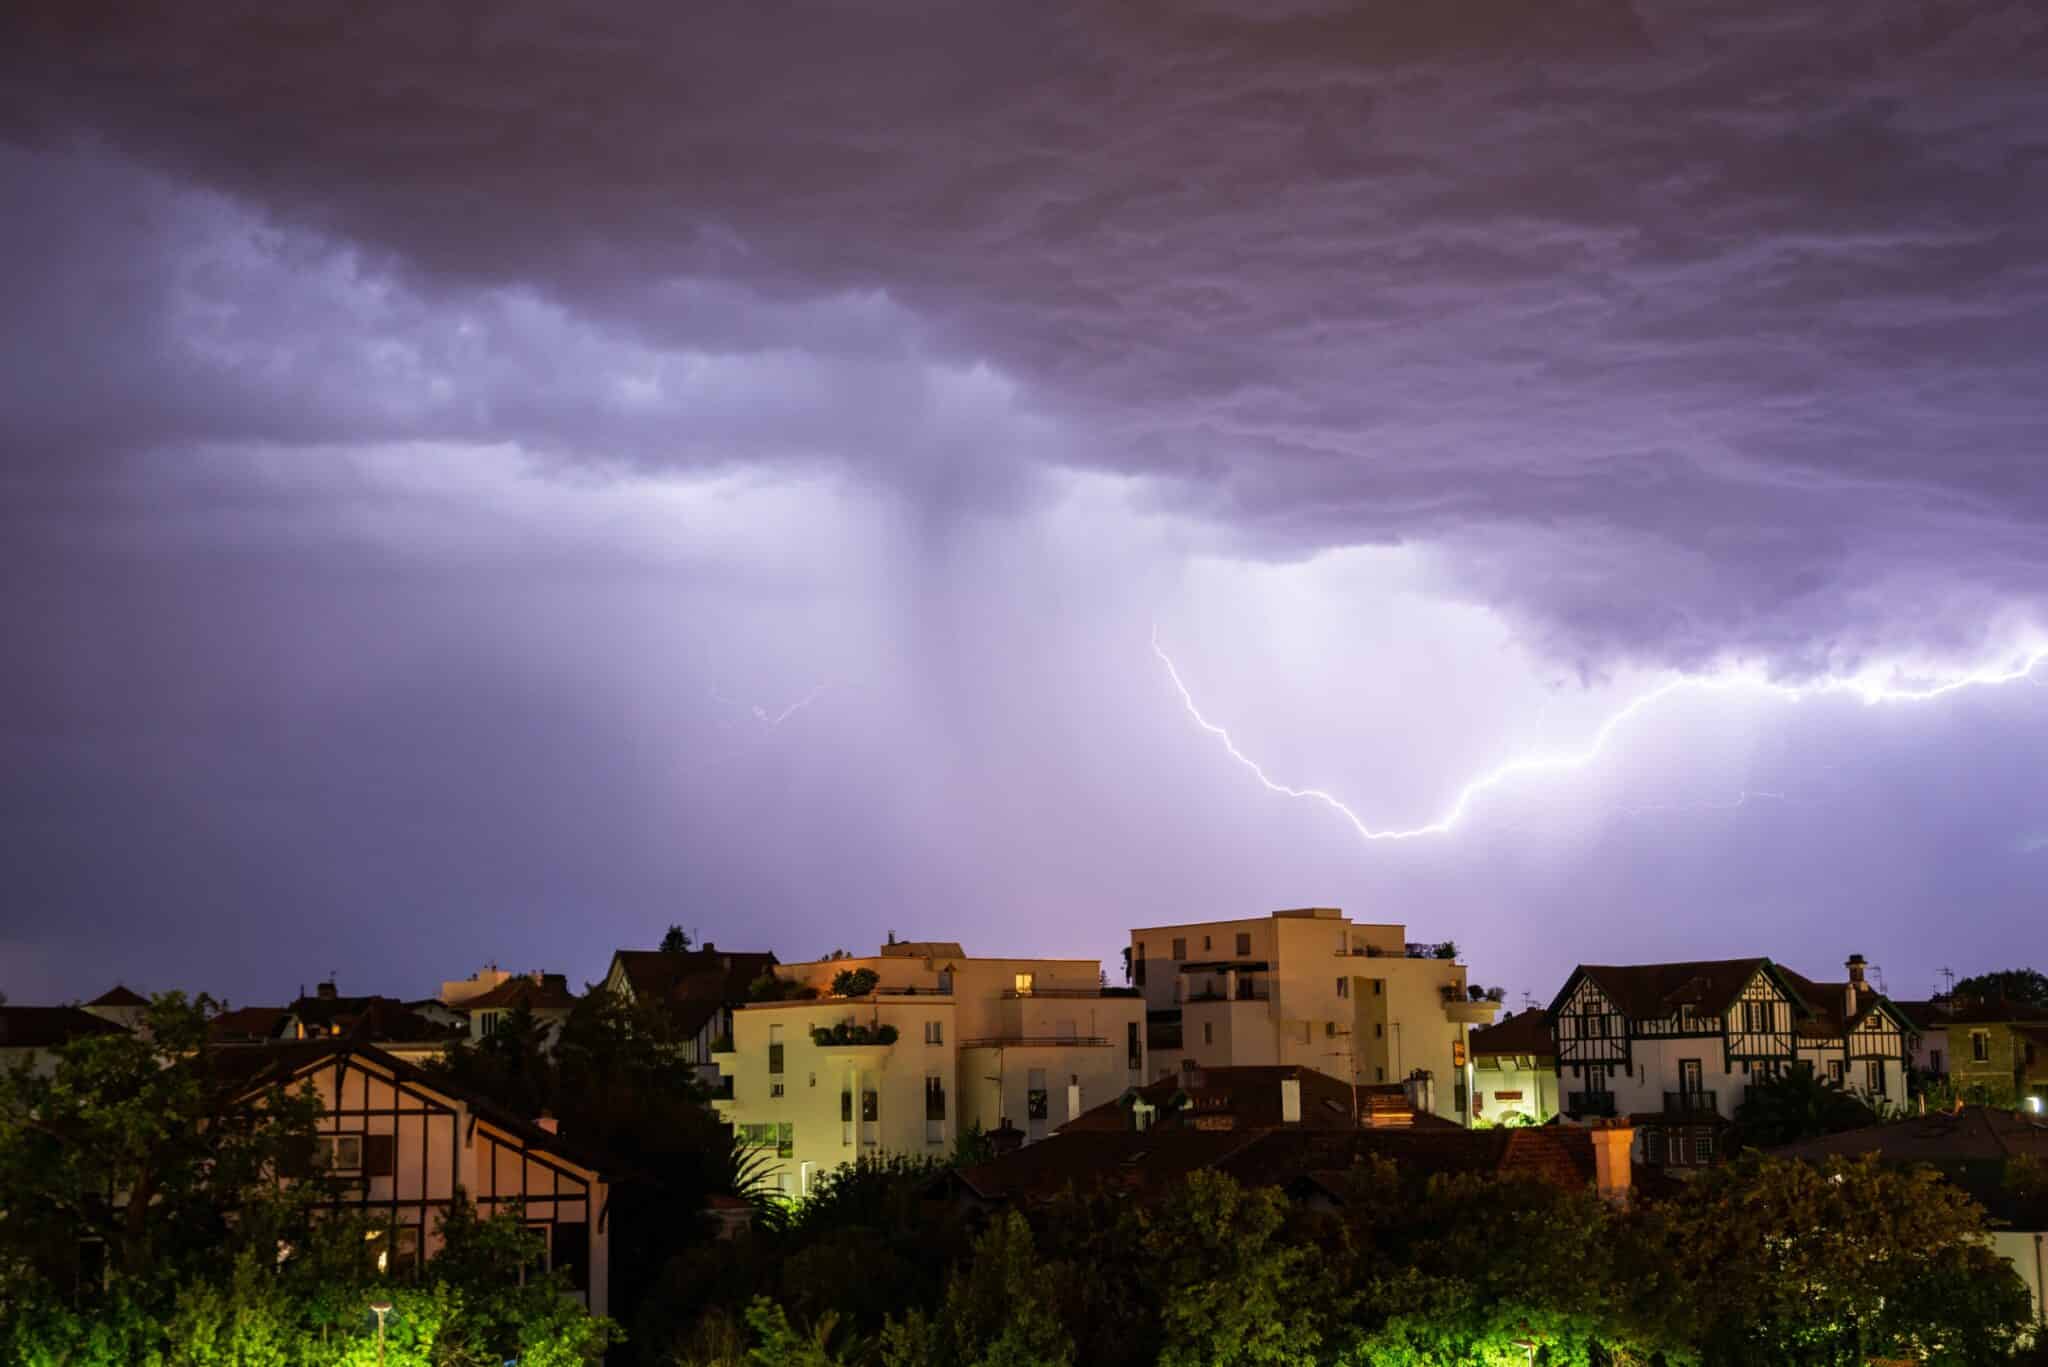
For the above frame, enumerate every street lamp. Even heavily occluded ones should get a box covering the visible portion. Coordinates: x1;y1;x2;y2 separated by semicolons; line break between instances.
368;1301;393;1367
1510;1333;1538;1366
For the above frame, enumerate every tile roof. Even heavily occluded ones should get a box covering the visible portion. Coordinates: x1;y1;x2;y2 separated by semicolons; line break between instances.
610;948;777;1006
0;1006;128;1049
1569;959;1771;1020
463;972;577;1012
287;994;465;1045
209;1005;293;1042
1469;1008;1554;1056
1061;1065;1380;1134
879;941;966;959
1889;999;1953;1031
1768;1106;2048;1165
88;984;148;1008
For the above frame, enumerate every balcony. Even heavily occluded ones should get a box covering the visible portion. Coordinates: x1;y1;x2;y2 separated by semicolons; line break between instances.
1567;1090;1617;1118
1186;984;1272;1003
959;1035;1108;1049
1663;1090;1719;1118
1000;987;1106;999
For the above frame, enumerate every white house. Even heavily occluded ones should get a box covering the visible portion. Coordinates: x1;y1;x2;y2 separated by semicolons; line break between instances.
230;1041;613;1315
1549;954;1911;1169
1467;1008;1559;1125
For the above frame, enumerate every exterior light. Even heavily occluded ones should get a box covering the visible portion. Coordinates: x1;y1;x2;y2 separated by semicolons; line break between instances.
368;1301;394;1367
2030;1095;2042;1114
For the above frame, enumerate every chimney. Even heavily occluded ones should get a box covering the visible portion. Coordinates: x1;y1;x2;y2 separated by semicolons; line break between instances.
536;1111;558;1134
1845;954;1867;1018
1066;1080;1082;1123
702;941;715;954
1280;1074;1302;1125
1403;1069;1435;1117
1590;1119;1635;1205
316;981;338;1001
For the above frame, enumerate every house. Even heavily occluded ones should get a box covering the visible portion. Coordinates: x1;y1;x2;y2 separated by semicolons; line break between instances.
1770;1106;2048;1330
83;984;150;1034
712;939;1146;1200
0;1005;127;1076
1943;1002;2048;1105
1127;909;1499;1125
209;1004;297;1044
1549;954;1911;1170
277;982;468;1062
223;1041;614;1315
458;971;578;1049
1892;998;1952;1079
1467;1008;1560;1125
439;964;518;1008
601;942;778;1082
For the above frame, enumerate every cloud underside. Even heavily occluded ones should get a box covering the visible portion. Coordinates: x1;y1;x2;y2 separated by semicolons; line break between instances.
3;0;2046;669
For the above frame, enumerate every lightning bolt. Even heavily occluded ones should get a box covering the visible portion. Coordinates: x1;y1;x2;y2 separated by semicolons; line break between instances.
710;682;834;729
1151;627;2048;842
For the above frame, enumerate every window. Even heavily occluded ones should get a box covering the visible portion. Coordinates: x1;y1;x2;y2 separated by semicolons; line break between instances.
1974;1031;1990;1062
1336;977;1349;999
479;1012;500;1038
768;1024;784;1075
554;1222;589;1293
317;1134;363;1171
1373;979;1382;995
1171;937;1187;960
1133;944;1146;986
1235;932;1251;956
1027;1068;1049;1138
770;1082;785;1098
1014;973;1035;996
1325;1021;1337;1038
1866;1060;1886;1097
1694;1133;1715;1164
936;969;953;993
1127;1021;1142;1071
1374;1023;1383;1039
1203;935;1212;951
841;1091;853;1146
861;1090;878;1123
1375;1067;1385;1082
1930;1049;1943;1073
1203;1022;1214;1045
1827;1059;1844;1085
740;1123;779;1148
926;1075;947;1143
924;1020;944;1045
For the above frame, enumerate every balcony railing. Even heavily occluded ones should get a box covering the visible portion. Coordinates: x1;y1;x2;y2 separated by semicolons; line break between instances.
1567;1090;1617;1117
1186;985;1272;1003
959;1035;1108;1049
1663;1090;1719;1117
1000;987;1105;999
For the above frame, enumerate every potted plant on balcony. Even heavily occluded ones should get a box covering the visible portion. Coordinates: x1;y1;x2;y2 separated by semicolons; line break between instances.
831;968;880;998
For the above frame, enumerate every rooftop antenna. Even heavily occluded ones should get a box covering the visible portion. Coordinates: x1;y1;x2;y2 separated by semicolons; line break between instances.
1938;966;1956;999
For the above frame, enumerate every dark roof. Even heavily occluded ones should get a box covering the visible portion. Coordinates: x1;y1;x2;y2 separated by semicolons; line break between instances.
1889;999;1953;1031
1769;1106;2048;1165
463;973;577;1012
1945;1000;2048;1025
1470;1008;1554;1057
1062;1066;1381;1134
88;984;148;1008
1563;959;1772;1020
609;946;779;1038
221;1039;615;1174
1776;968;1910;1038
879;941;965;959
209;1005;293;1042
950;1123;1600;1206
0;1006;127;1049
288;994;464;1045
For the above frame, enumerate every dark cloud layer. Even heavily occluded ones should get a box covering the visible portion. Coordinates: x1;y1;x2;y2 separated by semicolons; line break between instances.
2;3;2046;1001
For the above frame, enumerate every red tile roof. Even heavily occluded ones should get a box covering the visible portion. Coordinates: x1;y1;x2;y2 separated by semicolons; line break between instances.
1469;1008;1554;1057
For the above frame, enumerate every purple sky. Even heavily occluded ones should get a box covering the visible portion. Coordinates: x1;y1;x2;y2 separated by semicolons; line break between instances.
4;2;2046;1010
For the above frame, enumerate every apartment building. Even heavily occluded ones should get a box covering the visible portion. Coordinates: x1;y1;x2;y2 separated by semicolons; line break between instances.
1127;908;1498;1124
713;939;1146;1199
1550;954;1911;1169
1944;1002;2048;1104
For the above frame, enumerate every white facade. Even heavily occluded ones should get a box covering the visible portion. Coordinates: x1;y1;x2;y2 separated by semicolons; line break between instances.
256;1046;611;1315
714;943;1146;1199
1129;909;1497;1124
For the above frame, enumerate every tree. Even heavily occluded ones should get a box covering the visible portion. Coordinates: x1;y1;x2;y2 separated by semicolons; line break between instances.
831;968;880;998
661;925;694;954
1733;1062;1878;1147
1954;968;2048;1009
881;1211;1072;1367
1643;1153;2031;1366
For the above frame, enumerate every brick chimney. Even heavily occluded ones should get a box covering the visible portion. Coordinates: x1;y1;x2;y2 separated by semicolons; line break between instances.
1589;1119;1635;1205
1845;954;1867;1019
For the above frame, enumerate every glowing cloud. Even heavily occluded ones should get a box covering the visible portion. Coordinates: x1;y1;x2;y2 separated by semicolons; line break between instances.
1152;628;2048;842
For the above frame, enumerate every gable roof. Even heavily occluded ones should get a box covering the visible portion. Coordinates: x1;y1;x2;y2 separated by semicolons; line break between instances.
0;1005;128;1049
1553;958;1774;1021
286;994;465;1046
1769;1105;2048;1166
1774;968;1912;1039
1469;1008;1554;1057
463;972;577;1013
88;984;148;1008
1888;999;1952;1032
209;1005;294;1043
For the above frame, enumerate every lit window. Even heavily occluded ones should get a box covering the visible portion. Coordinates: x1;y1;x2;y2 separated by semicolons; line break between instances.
317;1135;363;1171
1014;973;1035;996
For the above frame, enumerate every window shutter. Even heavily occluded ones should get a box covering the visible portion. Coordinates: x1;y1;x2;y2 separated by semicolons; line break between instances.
363;1133;397;1178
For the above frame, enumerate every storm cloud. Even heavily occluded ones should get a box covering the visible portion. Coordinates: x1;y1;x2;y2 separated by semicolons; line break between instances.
2;1;2045;1003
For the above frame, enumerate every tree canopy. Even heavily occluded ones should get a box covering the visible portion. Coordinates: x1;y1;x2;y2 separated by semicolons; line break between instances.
1733;1062;1879;1147
1954;968;2048;1009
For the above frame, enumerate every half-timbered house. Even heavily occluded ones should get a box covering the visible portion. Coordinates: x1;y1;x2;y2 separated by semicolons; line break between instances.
1547;954;1911;1169
225;1041;613;1314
